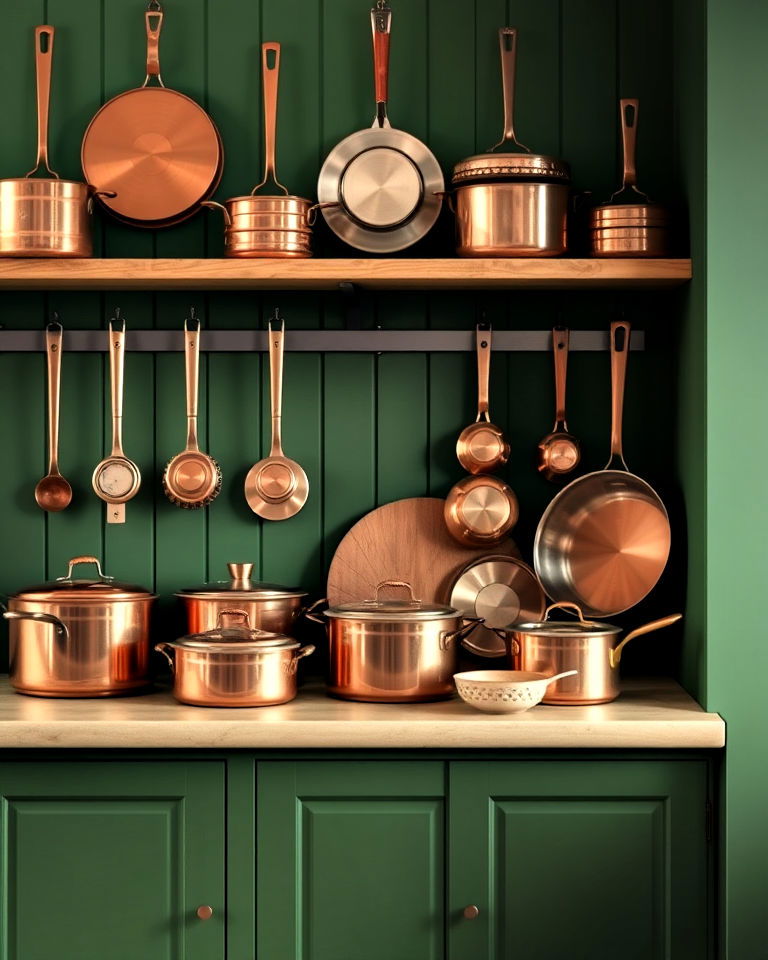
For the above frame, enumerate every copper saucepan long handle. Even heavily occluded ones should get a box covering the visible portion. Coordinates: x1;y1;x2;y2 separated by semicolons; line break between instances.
254;42;288;196
610;613;682;668
475;324;491;422
371;2;392;126
490;28;530;153
28;25;58;178
185;318;201;452
45;319;63;475
607;320;631;470
268;318;285;457
620;98;639;190
553;326;569;427
144;4;164;87
109;320;125;458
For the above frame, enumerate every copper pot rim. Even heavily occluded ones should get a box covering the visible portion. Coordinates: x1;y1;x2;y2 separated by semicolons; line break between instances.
452;152;570;186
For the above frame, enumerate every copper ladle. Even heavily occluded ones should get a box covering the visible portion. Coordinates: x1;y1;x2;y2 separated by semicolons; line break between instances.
537;326;581;481
456;323;510;475
35;318;72;511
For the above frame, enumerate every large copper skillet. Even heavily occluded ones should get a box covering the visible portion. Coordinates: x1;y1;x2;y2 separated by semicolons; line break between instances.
0;26;111;257
534;321;671;617
81;1;222;227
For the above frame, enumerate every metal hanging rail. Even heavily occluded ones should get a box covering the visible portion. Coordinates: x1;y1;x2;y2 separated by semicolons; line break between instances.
0;329;644;352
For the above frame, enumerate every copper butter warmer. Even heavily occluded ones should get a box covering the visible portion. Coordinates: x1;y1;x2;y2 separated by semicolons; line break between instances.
3;556;155;698
156;610;315;707
308;580;482;703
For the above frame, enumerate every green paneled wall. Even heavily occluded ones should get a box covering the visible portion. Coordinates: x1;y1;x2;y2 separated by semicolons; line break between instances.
0;0;688;674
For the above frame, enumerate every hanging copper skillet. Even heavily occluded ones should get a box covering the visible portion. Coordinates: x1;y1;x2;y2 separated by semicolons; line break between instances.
456;323;510;475
316;0;443;253
534;321;671;617
537;327;581;481
81;1;222;227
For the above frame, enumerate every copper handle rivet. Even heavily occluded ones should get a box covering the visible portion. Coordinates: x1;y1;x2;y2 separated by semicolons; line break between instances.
196;905;213;921
463;905;480;920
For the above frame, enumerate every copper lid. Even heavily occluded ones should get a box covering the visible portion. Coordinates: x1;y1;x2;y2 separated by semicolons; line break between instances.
512;602;619;638
176;562;307;601
173;610;298;651
12;556;154;603
325;580;458;623
452;152;570;185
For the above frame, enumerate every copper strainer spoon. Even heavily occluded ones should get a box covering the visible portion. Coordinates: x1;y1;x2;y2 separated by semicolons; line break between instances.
35;317;72;512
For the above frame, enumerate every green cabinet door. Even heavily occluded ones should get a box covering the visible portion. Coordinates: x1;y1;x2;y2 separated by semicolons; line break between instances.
0;761;225;960
449;761;709;960
257;760;445;960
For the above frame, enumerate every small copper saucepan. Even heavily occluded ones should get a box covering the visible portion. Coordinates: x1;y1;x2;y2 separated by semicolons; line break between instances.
0;26;112;258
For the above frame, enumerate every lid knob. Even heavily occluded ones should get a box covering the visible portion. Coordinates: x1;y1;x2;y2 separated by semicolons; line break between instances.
228;562;254;584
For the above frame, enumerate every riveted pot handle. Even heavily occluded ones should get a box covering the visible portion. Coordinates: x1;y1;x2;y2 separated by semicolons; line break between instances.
443;616;484;651
3;609;69;641
154;641;175;672
488;627;520;658
283;644;316;676
543;601;597;626
57;556;112;583
304;598;328;625
295;644;316;661
216;609;252;629
201;200;232;227
374;580;418;602
306;201;341;226
610;613;682;668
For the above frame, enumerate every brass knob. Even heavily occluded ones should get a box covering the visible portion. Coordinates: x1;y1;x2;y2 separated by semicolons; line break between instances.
196;905;213;920
463;905;480;920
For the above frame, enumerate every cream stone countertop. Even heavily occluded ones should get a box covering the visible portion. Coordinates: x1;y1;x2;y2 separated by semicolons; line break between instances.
0;677;724;749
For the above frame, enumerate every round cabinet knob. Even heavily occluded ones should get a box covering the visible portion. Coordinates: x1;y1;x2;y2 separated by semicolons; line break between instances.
196;905;214;921
463;905;480;920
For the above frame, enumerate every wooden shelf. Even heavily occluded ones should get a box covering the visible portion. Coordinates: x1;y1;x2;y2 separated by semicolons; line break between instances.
0;257;691;291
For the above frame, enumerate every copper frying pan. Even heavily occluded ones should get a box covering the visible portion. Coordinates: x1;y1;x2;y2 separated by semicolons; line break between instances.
81;1;222;226
534;321;671;616
317;1;443;253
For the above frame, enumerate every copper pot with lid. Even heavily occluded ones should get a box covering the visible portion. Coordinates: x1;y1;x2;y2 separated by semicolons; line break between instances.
3;555;156;698
307;580;482;703
156;609;315;707
176;562;308;636
448;28;570;257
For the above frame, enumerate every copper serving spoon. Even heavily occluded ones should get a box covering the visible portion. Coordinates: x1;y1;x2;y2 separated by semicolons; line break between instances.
35;317;72;511
537;326;581;481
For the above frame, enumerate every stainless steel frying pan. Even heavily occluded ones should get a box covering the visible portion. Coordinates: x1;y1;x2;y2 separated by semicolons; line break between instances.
317;1;443;253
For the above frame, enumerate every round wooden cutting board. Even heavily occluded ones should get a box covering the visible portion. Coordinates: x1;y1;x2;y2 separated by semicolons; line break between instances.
327;497;520;605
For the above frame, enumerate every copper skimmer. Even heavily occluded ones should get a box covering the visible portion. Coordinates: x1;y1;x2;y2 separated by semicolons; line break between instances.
34;317;72;512
163;316;221;509
92;318;141;524
457;323;510;474
245;314;309;521
537;327;581;481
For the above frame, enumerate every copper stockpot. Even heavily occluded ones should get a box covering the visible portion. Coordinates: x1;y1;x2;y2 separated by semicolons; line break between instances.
3;556;155;698
308;580;482;703
505;602;682;704
156;610;315;707
177;562;307;636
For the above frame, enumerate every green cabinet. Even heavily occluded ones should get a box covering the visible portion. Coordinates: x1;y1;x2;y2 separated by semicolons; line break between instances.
0;761;225;960
258;759;710;960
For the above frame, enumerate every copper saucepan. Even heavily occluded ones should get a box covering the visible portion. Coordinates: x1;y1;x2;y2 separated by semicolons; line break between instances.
81;1;222;227
204;43;329;258
0;26;111;258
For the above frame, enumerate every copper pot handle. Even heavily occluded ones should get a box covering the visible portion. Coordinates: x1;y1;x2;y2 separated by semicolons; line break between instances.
295;644;316;661
374;579;418;602
607;320;631;470
620;98;639;190
488;628;520;657
543;601;596;625
108;318;126;458
433;191;455;214
144;3;165;88
201;200;232;227
215;609;252;629
3;610;69;642
443;617;484;651
304;598;328;625
86;189;118;214
371;1;391;126
45;319;62;477
252;43;289;197
489;28;530;153
27;26;58;179
184;317;201;451
306;202;341;226
475;323;491;422
56;556;112;582
610;613;682;668
268;316;285;457
552;326;569;427
154;641;175;672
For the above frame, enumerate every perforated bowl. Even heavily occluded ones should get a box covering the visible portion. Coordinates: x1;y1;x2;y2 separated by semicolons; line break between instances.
454;669;577;714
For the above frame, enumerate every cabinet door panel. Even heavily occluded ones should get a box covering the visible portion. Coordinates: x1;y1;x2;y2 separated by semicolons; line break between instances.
449;761;708;960
0;761;225;960
258;761;444;960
